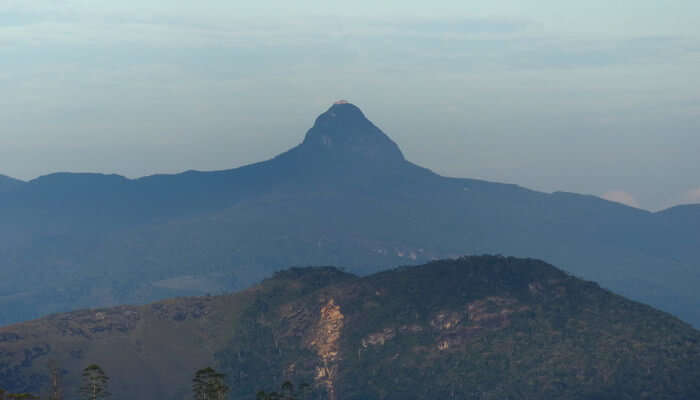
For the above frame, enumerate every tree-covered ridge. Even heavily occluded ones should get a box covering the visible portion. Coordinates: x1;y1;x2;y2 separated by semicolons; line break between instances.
1;257;700;399
216;256;700;399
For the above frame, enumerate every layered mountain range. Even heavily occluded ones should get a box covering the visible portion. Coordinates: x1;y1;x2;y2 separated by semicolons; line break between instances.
1;256;699;400
1;102;699;326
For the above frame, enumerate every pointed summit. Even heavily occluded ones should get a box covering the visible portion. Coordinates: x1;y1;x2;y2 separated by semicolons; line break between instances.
269;101;428;182
299;101;405;164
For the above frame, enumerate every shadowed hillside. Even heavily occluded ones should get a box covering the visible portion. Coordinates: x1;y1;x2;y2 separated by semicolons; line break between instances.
1;256;699;400
1;103;699;327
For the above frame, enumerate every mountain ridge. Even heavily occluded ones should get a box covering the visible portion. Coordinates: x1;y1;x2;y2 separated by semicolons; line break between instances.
1;102;699;328
1;256;699;400
0;174;24;192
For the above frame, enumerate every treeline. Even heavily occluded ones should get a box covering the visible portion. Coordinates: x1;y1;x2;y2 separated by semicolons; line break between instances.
0;363;312;400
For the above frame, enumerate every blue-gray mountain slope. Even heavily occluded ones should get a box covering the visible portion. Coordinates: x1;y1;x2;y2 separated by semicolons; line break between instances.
0;103;698;327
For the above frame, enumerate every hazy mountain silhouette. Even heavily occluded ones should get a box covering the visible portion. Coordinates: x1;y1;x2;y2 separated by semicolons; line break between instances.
0;175;24;192
0;102;699;327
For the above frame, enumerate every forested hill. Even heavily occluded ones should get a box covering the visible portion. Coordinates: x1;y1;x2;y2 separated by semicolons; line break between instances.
1;102;699;327
1;256;699;400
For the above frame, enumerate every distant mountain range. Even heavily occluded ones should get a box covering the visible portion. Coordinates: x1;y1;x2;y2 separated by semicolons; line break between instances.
0;175;23;192
1;102;699;327
1;256;699;400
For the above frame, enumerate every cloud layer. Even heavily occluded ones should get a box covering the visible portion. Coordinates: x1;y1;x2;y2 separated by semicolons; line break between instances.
683;188;700;204
602;191;641;208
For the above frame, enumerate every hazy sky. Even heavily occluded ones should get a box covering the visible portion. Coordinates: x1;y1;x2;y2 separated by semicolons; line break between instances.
1;1;699;210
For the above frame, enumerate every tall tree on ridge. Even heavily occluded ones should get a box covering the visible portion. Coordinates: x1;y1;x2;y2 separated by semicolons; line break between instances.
193;367;229;400
79;364;110;400
48;359;63;400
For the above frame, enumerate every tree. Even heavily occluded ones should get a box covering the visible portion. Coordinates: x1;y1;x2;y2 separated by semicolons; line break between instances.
256;381;311;400
48;359;63;400
192;367;229;400
79;364;110;400
297;383;311;399
281;381;294;398
256;391;282;400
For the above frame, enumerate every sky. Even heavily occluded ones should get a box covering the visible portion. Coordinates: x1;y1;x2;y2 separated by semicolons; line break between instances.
1;1;699;210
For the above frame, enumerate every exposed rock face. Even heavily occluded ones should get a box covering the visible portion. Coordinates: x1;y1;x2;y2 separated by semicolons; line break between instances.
310;298;344;400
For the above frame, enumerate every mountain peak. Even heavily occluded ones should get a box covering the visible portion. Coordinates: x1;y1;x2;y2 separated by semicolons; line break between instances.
299;101;405;164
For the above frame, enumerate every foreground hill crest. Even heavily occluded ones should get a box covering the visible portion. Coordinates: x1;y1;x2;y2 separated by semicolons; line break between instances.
1;256;699;400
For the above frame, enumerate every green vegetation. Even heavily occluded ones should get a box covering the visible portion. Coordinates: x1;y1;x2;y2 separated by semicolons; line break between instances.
193;367;229;400
2;257;700;399
256;381;311;400
215;257;700;400
3;367;306;400
47;361;62;400
78;365;109;400
0;389;38;400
